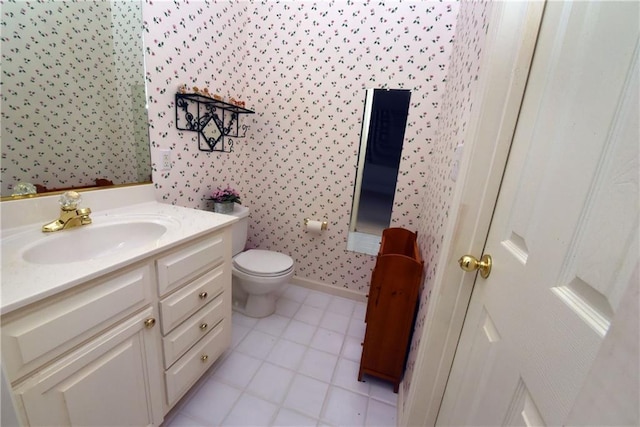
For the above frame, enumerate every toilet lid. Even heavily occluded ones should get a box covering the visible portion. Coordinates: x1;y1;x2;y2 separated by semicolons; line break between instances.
233;249;294;277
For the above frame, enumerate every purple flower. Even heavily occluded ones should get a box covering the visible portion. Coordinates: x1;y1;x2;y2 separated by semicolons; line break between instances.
209;185;241;203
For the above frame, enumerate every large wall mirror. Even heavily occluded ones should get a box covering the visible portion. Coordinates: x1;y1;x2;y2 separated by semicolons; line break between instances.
348;88;411;255
1;0;151;198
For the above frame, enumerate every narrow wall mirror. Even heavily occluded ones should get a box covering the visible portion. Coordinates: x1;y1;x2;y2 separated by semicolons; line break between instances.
1;0;151;198
347;88;411;255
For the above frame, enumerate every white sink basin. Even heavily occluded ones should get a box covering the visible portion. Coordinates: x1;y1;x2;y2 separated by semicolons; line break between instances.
22;221;169;265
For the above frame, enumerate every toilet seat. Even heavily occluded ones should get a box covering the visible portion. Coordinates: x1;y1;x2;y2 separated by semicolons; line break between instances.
233;249;294;278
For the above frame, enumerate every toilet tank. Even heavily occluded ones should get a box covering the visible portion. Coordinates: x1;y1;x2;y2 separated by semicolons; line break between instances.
227;204;249;256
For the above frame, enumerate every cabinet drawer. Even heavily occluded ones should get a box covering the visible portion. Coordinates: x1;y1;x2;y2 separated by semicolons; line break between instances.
164;317;230;406
2;264;153;383
157;233;225;296
159;265;225;335
162;294;226;369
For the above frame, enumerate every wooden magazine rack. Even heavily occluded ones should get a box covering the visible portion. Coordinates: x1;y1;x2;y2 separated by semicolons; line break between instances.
358;227;424;392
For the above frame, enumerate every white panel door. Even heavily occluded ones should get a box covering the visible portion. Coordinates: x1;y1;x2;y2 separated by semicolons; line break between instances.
438;1;639;425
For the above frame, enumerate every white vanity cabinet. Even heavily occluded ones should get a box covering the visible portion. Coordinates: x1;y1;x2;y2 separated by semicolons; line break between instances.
1;224;233;426
1;263;164;426
156;230;232;408
12;307;163;427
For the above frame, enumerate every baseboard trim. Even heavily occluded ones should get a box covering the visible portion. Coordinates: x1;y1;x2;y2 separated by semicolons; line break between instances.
291;276;367;302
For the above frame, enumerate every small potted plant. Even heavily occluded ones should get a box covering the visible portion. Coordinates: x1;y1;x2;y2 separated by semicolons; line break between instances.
209;185;241;214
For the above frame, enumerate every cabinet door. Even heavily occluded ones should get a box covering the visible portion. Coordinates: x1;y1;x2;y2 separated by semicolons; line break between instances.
14;307;163;427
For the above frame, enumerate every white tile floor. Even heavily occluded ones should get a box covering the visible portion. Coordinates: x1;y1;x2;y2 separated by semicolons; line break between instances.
162;284;398;427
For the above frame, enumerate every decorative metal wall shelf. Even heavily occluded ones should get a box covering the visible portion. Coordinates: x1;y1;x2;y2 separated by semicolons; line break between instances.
175;93;254;153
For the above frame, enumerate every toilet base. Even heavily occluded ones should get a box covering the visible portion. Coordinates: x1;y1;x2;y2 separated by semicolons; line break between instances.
231;263;293;318
231;280;279;318
244;293;278;318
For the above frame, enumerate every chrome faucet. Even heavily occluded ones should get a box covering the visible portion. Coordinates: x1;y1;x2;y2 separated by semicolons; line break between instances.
42;191;92;232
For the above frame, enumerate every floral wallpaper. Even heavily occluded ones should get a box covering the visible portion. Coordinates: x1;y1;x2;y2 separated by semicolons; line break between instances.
0;0;147;195
144;0;459;292
403;0;493;401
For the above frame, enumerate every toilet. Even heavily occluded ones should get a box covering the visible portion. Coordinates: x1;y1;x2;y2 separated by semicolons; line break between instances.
228;204;294;318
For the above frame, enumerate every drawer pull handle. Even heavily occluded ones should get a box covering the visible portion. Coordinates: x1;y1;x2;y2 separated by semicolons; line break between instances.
201;354;209;362
199;292;208;300
200;323;208;330
144;318;156;329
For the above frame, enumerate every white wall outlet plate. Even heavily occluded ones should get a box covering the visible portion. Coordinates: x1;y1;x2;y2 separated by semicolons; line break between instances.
160;149;171;171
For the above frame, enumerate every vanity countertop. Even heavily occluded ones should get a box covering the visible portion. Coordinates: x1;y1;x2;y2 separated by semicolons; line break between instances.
0;201;237;315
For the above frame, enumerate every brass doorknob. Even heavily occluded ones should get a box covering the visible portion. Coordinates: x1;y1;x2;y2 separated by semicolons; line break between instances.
458;254;492;279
